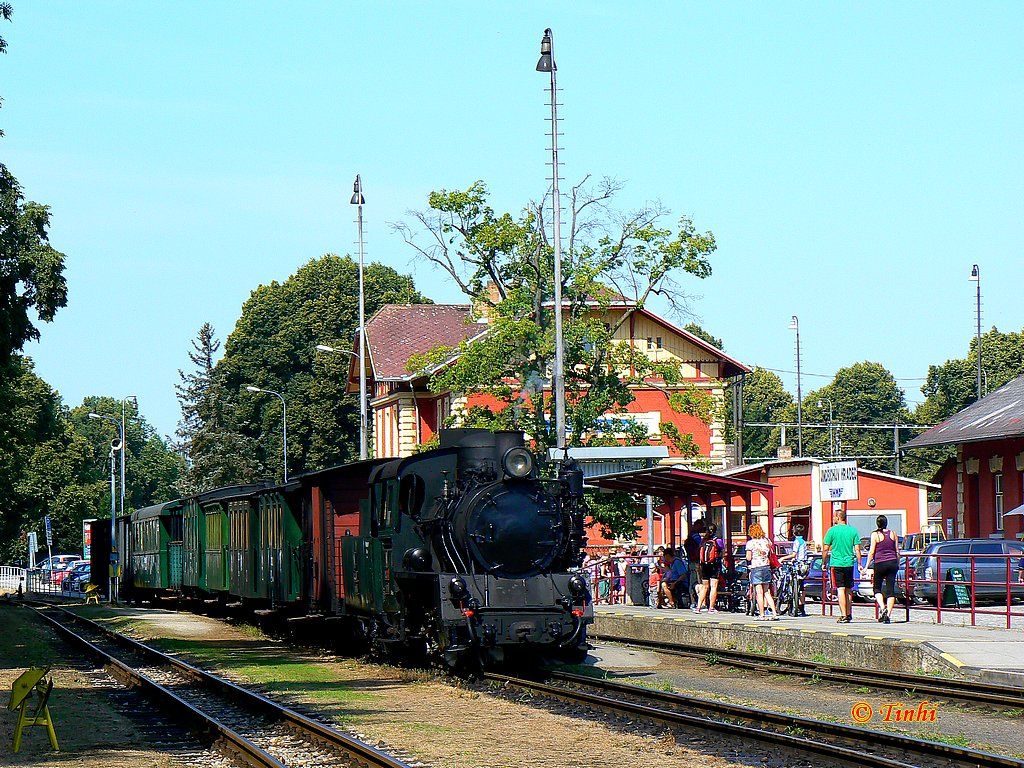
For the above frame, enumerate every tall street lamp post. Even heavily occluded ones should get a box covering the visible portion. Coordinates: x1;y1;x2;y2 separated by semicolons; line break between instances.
89;411;123;602
537;28;567;455
969;264;982;399
246;386;289;482
350;175;368;461
315;344;367;459
788;315;803;457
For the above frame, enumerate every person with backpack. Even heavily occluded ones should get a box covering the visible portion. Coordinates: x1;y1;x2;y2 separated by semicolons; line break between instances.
683;519;706;608
779;523;810;616
693;523;725;613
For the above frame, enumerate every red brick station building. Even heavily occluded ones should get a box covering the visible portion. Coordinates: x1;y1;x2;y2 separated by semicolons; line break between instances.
903;375;1024;542
348;300;939;550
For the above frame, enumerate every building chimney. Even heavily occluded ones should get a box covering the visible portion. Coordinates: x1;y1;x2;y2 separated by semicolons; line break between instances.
471;280;502;324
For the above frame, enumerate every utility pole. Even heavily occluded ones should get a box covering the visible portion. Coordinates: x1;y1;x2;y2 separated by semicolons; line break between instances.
788;316;802;456
537;28;566;454
969;264;982;399
351;175;368;460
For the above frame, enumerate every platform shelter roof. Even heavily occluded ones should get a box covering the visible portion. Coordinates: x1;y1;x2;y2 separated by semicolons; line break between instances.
586;465;773;502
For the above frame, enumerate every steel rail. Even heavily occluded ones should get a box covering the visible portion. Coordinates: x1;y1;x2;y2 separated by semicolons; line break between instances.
591;632;1024;708
30;605;409;768
485;671;1024;768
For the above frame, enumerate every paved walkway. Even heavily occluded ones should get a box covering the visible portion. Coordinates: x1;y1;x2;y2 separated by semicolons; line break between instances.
594;603;1024;686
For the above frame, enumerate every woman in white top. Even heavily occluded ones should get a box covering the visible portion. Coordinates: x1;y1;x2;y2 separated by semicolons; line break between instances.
745;523;779;620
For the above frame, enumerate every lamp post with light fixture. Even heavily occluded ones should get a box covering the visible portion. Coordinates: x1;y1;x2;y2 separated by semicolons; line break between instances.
88;410;124;602
351;175;368;461
536;28;566;455
788;315;802;457
246;386;288;482
969;264;982;400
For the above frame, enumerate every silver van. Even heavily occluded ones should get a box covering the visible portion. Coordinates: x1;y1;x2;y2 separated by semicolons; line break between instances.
913;539;1024;604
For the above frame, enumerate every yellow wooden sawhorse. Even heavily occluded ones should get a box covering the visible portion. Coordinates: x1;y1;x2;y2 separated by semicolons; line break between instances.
8;667;59;753
84;583;101;605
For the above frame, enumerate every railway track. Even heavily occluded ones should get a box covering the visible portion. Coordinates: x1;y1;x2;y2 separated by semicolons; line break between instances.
484;670;1024;768
29;604;413;768
592;633;1024;709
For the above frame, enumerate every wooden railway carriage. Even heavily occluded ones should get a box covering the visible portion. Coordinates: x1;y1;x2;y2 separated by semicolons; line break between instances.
129;501;184;593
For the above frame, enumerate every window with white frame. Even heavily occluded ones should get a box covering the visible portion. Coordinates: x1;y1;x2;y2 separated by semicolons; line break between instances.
994;472;1004;530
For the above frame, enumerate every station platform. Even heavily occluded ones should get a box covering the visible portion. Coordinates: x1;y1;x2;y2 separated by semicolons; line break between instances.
593;603;1024;687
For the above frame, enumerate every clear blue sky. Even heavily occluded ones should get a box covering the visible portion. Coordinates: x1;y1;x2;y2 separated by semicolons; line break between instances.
4;2;1022;437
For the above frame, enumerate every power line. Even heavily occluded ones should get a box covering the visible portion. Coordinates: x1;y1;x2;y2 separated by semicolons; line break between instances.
751;364;928;382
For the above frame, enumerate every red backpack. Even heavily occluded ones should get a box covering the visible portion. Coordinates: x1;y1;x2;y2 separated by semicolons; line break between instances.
699;538;720;564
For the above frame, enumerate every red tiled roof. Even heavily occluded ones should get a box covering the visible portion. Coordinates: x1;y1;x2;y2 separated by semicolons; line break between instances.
360;304;481;380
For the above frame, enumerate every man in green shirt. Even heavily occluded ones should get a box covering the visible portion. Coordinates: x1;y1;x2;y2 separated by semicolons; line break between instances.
822;506;862;623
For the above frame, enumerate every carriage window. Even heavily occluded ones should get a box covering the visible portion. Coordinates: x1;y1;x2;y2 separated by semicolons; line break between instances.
399;474;425;519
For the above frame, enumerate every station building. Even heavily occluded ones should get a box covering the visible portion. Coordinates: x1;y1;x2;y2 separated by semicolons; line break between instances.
902;375;1024;541
720;458;936;546
347;299;749;462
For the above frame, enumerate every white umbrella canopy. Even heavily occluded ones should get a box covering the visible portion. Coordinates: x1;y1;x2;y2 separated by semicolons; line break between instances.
1004;503;1024;518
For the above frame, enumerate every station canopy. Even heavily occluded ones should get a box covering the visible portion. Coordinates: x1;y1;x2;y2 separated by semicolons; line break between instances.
586;465;777;546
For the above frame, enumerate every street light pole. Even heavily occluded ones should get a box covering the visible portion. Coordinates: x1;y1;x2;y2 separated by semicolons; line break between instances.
89;411;123;602
969;264;982;399
788;315;802;457
350;175;368;460
537;28;566;454
246;386;288;482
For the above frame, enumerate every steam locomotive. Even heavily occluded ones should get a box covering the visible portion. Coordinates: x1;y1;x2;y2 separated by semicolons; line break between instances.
91;429;593;666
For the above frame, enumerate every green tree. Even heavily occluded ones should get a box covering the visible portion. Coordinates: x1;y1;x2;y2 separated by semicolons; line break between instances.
738;367;794;460
67;396;182;512
398;179;717;537
800;361;910;472
208;254;427;479
173;323;265;492
683;323;723;350
918;327;1024;423
0;357;97;563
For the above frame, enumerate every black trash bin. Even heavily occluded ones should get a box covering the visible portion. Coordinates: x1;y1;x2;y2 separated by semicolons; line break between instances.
626;564;650;606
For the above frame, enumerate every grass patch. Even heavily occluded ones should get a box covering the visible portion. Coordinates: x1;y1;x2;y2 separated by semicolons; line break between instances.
623;676;675;693
808;652;832;664
914;731;972;748
1000;708;1024;718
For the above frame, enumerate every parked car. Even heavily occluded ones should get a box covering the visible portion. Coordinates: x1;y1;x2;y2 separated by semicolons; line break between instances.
32;554;80;585
912;539;1024;604
61;561;91;592
53;559;87;587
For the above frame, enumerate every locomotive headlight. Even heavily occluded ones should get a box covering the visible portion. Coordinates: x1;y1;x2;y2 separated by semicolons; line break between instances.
502;447;534;478
449;576;468;599
568;574;588;597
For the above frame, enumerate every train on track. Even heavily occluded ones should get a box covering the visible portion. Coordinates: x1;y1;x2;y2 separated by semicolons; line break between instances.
90;429;593;666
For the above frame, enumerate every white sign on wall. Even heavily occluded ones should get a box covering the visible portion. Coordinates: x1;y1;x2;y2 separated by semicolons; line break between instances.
819;460;859;501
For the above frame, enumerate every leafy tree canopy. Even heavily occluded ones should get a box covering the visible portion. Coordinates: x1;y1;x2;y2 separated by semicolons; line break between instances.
206;254;427;481
739;367;794;460
398;178;717;538
917;327;1024;424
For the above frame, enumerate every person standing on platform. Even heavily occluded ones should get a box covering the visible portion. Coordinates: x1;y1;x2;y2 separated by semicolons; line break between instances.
745;523;779;620
684;519;706;609
822;507;862;624
694;523;725;613
865;514;899;624
780;523;810;616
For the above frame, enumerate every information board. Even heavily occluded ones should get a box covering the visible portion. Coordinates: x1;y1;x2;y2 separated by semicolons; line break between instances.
819;460;859;501
44;516;52;547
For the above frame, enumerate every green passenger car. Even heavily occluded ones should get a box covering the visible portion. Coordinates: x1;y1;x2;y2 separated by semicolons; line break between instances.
130;501;183;591
256;492;303;605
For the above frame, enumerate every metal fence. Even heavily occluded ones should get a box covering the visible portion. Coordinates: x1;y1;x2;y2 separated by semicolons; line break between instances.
1;566;88;598
584;551;1024;627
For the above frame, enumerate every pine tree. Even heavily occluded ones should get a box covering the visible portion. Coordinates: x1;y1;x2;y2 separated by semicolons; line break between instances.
174;323;263;494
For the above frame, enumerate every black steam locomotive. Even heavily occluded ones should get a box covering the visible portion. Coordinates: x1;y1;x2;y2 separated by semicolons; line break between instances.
94;429;593;667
